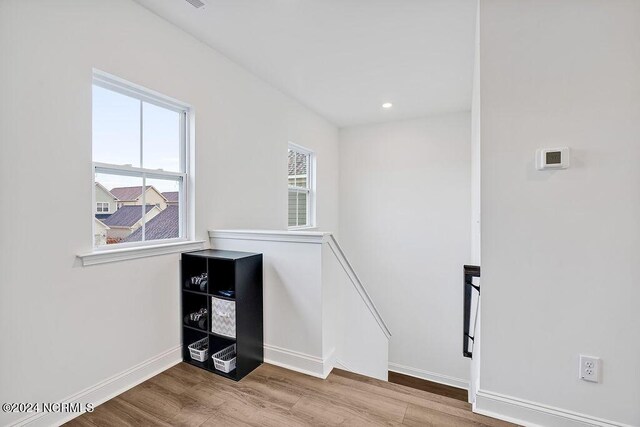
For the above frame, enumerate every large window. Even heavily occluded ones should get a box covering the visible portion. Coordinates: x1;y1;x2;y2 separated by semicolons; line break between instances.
288;143;315;228
92;72;189;248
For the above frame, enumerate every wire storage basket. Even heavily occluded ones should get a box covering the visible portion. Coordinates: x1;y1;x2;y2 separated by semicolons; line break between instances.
188;337;209;362
212;344;236;373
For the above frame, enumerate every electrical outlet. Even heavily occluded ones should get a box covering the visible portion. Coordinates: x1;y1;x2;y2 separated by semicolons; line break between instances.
579;355;601;383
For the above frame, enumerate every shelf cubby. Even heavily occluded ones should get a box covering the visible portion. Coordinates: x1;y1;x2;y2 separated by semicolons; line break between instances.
182;292;208;332
208;258;235;298
182;256;207;292
182;327;207;362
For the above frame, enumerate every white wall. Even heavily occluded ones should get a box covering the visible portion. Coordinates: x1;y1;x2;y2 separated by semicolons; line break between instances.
477;1;640;425
339;112;471;388
322;236;390;381
209;231;389;381
324;241;389;381
468;2;482;404
0;1;338;425
210;233;328;377
470;3;481;268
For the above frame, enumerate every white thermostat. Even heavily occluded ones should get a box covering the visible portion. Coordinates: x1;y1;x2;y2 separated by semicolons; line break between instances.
536;147;570;170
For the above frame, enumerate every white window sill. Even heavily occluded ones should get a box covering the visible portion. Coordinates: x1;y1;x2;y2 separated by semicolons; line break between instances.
288;226;317;231
77;240;206;266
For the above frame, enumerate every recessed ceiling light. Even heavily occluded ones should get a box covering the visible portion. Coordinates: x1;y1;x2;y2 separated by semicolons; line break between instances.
382;102;393;109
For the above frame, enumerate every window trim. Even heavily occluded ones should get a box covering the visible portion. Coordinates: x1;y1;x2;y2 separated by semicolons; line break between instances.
90;70;194;253
288;142;316;230
93;70;190;113
77;240;206;266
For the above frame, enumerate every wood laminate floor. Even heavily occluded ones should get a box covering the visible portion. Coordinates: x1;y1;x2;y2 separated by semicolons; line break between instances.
66;363;517;426
387;371;468;403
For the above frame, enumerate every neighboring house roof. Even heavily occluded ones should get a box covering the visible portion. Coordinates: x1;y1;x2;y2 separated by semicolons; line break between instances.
162;191;179;202
109;186;169;202
124;205;179;242
94;218;110;230
96;182;119;200
109;186;150;201
102;205;156;228
95;213;112;221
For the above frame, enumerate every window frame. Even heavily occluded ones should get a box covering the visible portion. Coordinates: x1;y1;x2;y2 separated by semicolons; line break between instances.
91;70;192;251
287;142;316;230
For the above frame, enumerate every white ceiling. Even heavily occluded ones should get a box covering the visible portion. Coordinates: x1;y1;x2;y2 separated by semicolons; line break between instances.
134;0;477;128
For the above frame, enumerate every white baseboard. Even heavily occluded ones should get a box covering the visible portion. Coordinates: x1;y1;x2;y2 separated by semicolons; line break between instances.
475;389;634;427
264;344;334;379
334;358;352;372
322;349;337;378
388;362;469;390
12;346;182;427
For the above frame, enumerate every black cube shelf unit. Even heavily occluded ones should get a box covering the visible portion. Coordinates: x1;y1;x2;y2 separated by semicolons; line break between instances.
181;249;263;381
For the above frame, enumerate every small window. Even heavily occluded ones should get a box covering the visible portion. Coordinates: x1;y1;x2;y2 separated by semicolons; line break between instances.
96;202;110;213
288;143;315;228
92;71;190;248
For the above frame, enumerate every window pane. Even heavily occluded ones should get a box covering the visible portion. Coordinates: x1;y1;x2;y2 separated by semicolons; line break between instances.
288;190;298;226
137;176;181;242
288;149;295;188
92;85;141;167
288;149;309;189
295;152;308;188
288;190;308;227
95;172;144;246
142;102;181;172
297;191;308;226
